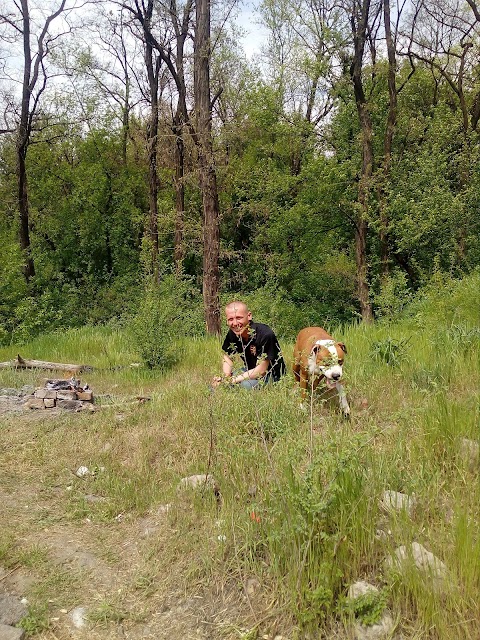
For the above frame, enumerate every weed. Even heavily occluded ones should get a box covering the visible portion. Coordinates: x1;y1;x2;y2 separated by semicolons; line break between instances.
18;603;50;636
371;336;410;366
88;600;129;626
339;587;389;626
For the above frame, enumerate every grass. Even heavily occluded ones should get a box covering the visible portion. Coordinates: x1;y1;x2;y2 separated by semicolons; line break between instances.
0;272;478;639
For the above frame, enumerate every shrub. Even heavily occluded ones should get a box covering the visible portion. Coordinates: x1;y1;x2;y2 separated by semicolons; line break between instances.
130;274;203;369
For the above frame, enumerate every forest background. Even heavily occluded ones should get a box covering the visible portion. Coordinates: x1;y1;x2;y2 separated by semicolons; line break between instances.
0;0;479;354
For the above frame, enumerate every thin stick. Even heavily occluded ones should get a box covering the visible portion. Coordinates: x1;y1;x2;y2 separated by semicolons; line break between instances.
0;565;20;582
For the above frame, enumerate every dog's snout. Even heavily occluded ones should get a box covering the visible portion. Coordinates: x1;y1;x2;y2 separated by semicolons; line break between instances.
332;372;341;380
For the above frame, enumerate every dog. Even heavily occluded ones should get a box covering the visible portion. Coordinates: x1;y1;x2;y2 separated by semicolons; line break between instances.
293;327;350;417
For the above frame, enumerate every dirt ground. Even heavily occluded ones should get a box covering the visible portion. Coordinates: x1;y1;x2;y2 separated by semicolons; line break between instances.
0;399;261;640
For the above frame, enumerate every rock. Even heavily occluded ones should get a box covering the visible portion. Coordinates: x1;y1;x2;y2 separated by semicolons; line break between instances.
56;390;77;400
244;577;261;599
43;398;56;408
178;474;218;492
459;438;479;470
385;542;448;591
56;399;82;411
346;582;394;640
380;490;416;517
23;398;45;410
34;389;57;399
352;613;395;640
76;390;93;402
0;624;25;640
348;581;379;599
0;594;28;626
70;606;88;629
76;466;90;478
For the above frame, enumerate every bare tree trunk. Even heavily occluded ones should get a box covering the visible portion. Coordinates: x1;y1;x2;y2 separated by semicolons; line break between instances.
17;144;35;282
350;0;374;322
194;0;221;335
173;127;185;271
144;1;160;281
17;0;35;283
378;0;397;279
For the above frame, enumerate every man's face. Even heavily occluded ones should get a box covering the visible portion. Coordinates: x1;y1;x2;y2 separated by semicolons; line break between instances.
225;304;252;338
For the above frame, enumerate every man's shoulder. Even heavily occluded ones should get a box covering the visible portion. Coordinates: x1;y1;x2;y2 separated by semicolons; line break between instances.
251;321;277;339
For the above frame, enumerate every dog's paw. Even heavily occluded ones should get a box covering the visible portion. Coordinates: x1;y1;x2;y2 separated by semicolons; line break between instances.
342;409;351;420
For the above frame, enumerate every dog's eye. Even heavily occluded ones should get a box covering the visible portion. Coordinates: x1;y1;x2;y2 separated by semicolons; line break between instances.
338;359;344;365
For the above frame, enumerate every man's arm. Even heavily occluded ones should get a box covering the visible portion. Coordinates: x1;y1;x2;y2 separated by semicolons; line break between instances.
222;353;234;376
231;357;269;384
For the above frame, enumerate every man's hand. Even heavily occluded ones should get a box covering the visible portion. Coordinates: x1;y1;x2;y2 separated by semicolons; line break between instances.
212;375;223;389
212;375;236;388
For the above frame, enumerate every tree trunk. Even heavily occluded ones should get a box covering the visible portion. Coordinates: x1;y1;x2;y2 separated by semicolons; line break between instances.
173;127;185;272
194;0;221;335
144;1;160;281
378;0;397;280
17;145;35;282
17;0;35;283
350;0;374;323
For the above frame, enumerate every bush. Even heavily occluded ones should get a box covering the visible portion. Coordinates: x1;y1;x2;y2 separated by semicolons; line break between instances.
130;274;203;369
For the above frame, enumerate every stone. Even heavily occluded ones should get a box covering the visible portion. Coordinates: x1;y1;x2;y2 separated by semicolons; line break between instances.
0;594;28;626
76;390;93;402
34;389;57;399
385;542;448;591
348;581;378;599
244;577;261;599
56;399;82;411
23;398;45;410
70;606;87;629
352;613;395;640
178;474;218;491
43;399;56;408
459;438;479;470
381;490;416;517
346;582;395;640
0;624;25;640
56;390;77;401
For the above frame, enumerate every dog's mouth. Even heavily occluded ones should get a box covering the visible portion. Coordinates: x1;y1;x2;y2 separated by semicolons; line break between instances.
324;377;338;389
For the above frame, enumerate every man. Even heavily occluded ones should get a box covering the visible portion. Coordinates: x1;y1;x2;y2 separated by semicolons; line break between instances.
212;301;286;389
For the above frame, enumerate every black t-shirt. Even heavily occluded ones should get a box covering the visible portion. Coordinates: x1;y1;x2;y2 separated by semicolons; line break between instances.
221;321;286;382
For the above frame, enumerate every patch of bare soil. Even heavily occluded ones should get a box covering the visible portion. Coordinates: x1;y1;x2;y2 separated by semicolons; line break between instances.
0;407;254;640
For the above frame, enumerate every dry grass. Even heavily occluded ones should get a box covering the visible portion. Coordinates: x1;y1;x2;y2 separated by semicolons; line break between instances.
0;279;479;639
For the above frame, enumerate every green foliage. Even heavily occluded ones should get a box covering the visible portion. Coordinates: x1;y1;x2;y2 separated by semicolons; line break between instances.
371;336;410;366
373;270;414;320
340;588;389;626
130;274;203;369
18;603;50;636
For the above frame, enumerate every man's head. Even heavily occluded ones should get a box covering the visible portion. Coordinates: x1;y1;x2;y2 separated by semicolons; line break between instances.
225;301;252;339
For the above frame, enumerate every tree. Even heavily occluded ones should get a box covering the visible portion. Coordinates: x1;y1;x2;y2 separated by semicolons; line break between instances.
0;0;76;283
195;0;220;334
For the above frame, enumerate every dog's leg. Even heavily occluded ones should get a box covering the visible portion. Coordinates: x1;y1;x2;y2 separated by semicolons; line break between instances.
335;383;350;418
293;360;301;384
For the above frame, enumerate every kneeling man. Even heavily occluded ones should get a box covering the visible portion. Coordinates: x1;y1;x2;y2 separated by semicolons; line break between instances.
212;301;286;389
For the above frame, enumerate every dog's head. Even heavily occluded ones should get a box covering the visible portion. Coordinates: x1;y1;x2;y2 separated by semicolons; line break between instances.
308;340;347;388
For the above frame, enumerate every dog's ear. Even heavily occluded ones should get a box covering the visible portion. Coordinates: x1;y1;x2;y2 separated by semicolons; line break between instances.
338;342;347;354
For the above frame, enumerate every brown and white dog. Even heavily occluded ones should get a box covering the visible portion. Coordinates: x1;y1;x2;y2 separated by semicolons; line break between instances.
293;327;350;417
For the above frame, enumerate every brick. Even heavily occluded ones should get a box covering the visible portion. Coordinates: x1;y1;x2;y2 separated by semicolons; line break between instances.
35;389;57;399
76;391;93;402
24;398;45;409
56;390;77;401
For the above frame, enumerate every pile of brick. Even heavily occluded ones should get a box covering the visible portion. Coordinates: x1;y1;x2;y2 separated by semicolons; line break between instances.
24;378;94;411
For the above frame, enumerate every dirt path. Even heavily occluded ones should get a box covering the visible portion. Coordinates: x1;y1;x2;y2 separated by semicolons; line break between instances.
0;403;249;640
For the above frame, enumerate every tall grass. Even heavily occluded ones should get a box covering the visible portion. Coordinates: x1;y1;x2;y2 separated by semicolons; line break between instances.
0;272;478;639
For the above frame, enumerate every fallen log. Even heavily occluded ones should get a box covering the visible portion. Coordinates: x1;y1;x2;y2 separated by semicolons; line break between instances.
0;354;93;373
